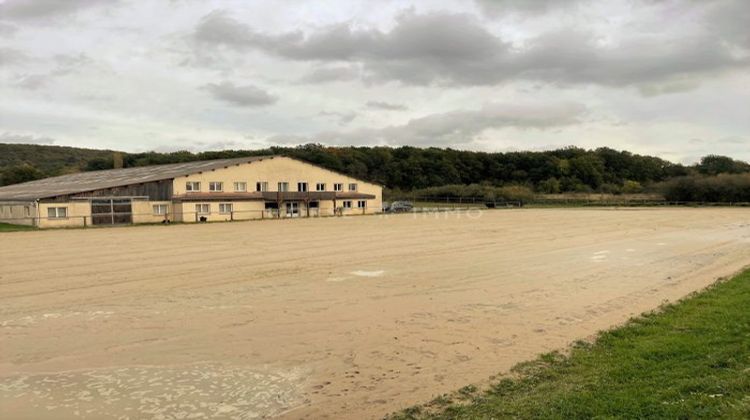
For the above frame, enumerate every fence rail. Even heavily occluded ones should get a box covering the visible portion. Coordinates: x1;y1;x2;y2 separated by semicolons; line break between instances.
387;195;750;208
0;207;373;227
2;199;748;228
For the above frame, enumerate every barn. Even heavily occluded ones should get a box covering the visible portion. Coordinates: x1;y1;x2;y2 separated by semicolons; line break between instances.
0;156;382;228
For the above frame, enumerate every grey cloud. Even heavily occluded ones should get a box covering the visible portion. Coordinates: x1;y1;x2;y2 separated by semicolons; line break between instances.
0;47;28;66
717;136;747;145
704;0;750;48
0;22;18;35
300;65;360;83
365;101;408;111
0;132;55;144
53;53;92;69
203;81;277;107
638;79;701;97
474;0;576;16
272;102;585;146
13;73;49;90
0;0;113;21
6;52;93;90
319;110;358;125
192;9;749;89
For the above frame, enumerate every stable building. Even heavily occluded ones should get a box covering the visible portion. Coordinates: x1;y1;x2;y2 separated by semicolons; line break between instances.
0;156;382;228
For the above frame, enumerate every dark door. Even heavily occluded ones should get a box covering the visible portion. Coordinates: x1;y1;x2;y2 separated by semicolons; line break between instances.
91;198;133;225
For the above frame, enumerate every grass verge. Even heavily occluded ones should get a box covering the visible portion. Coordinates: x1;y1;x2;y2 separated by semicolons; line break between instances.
391;269;750;419
0;222;37;232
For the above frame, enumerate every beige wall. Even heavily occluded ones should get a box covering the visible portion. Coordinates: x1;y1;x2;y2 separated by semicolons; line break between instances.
0;202;36;226
176;201;265;223
131;200;172;224
173;156;383;214
37;201;90;228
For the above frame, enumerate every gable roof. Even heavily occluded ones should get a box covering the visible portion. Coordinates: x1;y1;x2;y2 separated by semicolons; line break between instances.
0;156;275;202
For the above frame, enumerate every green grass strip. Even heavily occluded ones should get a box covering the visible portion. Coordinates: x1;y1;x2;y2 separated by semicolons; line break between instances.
0;222;37;232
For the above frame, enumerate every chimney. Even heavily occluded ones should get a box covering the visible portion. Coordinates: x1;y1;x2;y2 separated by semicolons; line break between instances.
113;152;124;169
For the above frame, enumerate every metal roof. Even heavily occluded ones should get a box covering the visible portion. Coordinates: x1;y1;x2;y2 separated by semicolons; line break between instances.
0;156;275;201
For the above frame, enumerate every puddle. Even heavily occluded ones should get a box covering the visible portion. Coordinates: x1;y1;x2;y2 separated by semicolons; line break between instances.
350;270;385;278
0;364;308;419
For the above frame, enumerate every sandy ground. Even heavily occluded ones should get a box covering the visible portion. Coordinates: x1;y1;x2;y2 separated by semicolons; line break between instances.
1;208;749;419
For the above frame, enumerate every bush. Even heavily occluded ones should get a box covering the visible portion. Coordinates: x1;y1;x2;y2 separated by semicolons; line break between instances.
659;174;750;202
622;180;644;194
402;183;535;204
538;177;561;194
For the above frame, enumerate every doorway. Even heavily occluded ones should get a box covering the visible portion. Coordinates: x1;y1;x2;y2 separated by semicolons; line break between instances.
91;198;132;225
285;202;299;217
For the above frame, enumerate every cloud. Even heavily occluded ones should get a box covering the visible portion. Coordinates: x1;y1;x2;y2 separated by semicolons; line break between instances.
203;81;277;107
319;110;358;125
0;0;113;21
474;0;576;16
300;65;360;83
365;101;408;111
0;132;55;144
12;74;49;90
0;48;28;66
0;22;18;35
271;101;585;146
5;52;93;90
703;0;750;48
191;9;749;90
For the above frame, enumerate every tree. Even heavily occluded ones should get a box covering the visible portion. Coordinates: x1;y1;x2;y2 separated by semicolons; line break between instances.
538;177;561;194
697;155;750;175
568;154;605;189
0;164;44;186
622;180;644;194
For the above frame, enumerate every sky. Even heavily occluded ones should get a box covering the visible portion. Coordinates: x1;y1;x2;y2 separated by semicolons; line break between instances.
0;0;748;163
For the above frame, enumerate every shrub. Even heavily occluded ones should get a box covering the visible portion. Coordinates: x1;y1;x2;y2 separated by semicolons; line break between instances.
659;173;750;202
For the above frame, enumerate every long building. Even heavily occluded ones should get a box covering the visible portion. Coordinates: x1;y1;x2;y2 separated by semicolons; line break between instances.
0;155;382;228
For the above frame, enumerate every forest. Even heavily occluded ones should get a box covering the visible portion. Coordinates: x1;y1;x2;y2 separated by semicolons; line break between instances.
1;143;748;202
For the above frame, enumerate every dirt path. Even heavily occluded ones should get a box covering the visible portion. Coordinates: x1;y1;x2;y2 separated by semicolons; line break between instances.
1;208;749;419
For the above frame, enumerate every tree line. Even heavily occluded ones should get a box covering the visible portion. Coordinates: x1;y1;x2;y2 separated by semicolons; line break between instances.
1;143;748;201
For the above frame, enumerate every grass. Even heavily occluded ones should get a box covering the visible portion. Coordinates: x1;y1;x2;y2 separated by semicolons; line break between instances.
391;269;750;419
0;222;37;232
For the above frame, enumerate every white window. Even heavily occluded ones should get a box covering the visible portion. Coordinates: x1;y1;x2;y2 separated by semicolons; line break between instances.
195;204;210;214
357;200;366;208
316;183;326;191
256;181;268;192
186;181;200;192
234;182;247;192
47;207;67;219
153;204;168;215
24;206;30;217
219;203;233;214
333;183;343;192
297;182;308;192
348;183;358;191
342;200;352;209
209;182;223;192
278;182;289;192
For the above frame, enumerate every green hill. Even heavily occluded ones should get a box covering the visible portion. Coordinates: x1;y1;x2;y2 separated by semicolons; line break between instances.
0;143;116;185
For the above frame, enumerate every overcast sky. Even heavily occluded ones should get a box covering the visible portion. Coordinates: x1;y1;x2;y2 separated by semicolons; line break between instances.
0;0;748;163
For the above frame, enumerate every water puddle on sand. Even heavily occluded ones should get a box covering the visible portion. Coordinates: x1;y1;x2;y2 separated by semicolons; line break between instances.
0;364;309;419
350;270;385;278
326;270;386;282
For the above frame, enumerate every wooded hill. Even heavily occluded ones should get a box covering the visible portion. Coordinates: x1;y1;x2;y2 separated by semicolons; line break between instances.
1;143;748;200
